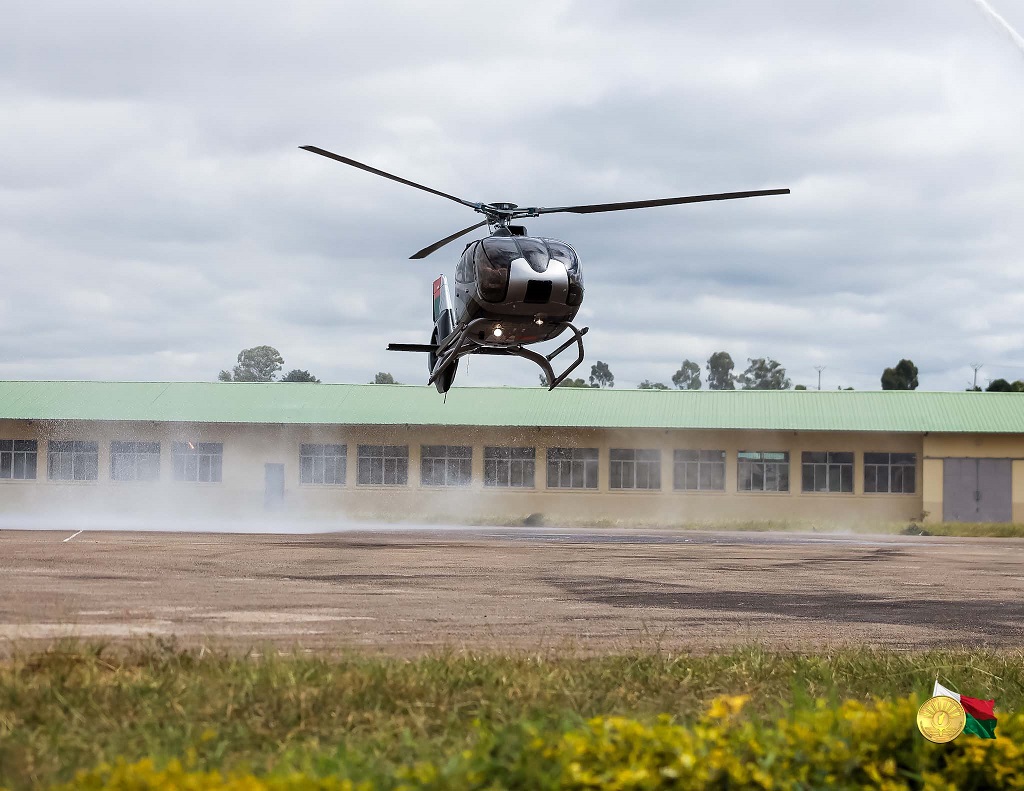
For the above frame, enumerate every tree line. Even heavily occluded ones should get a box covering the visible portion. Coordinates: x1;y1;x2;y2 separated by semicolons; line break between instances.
217;346;1020;392
217;345;397;385
218;346;320;383
548;356;928;391
633;353;793;390
540;353;795;390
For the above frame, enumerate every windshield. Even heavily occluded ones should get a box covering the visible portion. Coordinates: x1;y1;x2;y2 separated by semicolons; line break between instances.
515;238;550;273
542;240;579;274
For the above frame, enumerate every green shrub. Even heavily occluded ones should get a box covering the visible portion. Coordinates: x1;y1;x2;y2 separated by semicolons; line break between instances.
56;696;1024;790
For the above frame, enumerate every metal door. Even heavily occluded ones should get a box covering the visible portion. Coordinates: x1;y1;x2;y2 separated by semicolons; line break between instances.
978;458;1012;522
264;463;285;510
943;458;1012;523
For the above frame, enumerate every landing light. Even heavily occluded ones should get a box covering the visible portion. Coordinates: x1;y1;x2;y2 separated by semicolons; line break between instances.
493;326;503;338
535;319;544;325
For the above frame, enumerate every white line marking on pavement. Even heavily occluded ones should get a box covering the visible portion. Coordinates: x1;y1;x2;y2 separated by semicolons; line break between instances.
63;530;84;543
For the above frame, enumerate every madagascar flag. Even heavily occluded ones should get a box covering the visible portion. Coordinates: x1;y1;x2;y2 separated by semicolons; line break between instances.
934;681;997;739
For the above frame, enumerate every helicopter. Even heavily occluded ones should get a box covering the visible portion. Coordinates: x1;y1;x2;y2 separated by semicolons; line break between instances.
301;145;789;393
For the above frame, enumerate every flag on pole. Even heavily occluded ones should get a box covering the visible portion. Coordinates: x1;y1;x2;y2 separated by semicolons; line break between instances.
933;681;997;739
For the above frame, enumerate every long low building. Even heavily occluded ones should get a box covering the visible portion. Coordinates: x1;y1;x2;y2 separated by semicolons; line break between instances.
1;381;1023;525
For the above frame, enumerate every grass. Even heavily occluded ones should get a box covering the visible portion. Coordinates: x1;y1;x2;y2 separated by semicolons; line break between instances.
1;641;1022;788
907;522;1024;538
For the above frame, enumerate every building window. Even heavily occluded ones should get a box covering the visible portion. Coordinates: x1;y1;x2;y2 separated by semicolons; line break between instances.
484;446;535;488
300;444;346;485
0;440;37;480
801;451;853;493
421;445;472;487
610;448;661;490
546;447;599;489
111;441;160;482
738;451;790;492
357;445;408;486
864;452;916;494
674;449;725;491
48;441;99;481
173;442;223;483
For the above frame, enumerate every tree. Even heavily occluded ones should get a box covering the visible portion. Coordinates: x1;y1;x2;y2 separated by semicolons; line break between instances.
638;380;669;390
539;373;591;388
671;360;701;390
706;351;736;390
738;358;791;390
985;379;1024;392
372;372;398;384
880;359;919;390
218;345;284;382
794;384;807;390
589;361;614;388
282;369;321;383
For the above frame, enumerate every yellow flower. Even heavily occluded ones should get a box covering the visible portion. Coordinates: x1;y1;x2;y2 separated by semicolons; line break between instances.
706;694;750;720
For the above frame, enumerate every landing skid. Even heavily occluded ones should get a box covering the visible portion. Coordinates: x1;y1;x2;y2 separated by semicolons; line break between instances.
388;319;589;391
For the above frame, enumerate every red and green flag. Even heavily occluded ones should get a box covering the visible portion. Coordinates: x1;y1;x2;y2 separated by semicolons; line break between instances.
432;277;442;321
934;681;997;739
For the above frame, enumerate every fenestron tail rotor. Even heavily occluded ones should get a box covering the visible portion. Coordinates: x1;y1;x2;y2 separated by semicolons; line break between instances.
300;145;790;258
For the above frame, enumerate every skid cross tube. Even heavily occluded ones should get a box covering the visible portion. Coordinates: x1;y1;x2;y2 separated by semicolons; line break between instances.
421;320;589;390
390;319;589;391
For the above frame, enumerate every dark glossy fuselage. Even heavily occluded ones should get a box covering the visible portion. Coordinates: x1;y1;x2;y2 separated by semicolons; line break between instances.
450;230;584;347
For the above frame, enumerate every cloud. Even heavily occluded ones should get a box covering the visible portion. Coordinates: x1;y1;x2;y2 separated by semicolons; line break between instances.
1;0;1023;392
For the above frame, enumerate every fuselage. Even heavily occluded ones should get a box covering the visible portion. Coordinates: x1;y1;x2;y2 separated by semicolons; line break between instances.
450;228;584;346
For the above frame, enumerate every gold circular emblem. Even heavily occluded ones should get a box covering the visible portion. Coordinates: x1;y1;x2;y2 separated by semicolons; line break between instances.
917;696;966;743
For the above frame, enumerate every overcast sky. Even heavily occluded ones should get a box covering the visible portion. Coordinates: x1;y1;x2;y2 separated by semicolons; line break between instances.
3;0;1024;391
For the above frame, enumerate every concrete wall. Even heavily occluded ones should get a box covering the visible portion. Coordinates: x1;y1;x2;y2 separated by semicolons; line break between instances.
0;418;936;526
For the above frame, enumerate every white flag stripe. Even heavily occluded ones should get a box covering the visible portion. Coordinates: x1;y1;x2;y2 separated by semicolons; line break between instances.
933;681;961;702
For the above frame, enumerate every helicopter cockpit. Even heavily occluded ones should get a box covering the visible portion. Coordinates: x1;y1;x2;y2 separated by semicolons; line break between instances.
457;234;584;307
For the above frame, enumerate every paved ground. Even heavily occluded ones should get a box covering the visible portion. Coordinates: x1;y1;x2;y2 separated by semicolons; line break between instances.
2;527;1023;654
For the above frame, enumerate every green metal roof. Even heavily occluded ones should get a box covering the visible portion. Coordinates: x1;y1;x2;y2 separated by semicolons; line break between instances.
2;381;1024;433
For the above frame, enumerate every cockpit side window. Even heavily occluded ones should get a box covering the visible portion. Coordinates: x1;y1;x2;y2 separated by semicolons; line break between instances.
475;241;512;303
457;243;477;283
545;238;584;305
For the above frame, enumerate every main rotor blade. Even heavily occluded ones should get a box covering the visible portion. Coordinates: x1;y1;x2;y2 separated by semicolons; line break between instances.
300;146;479;210
534;188;790;215
410;220;489;259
